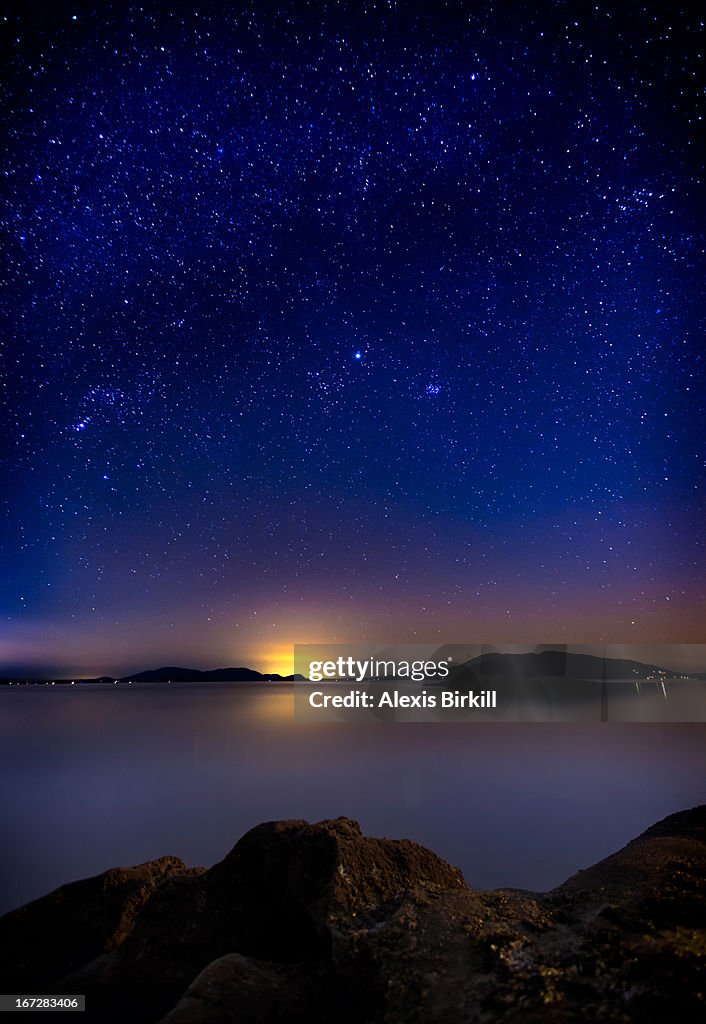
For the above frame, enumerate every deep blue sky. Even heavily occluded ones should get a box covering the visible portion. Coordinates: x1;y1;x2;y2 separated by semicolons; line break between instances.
1;1;703;675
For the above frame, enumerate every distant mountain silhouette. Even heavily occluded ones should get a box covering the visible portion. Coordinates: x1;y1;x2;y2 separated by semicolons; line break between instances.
0;666;305;684
120;666;306;683
459;650;689;680
0;651;701;684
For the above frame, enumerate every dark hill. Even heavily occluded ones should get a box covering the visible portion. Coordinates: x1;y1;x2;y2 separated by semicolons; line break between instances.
1;651;699;685
464;649;686;679
120;667;305;683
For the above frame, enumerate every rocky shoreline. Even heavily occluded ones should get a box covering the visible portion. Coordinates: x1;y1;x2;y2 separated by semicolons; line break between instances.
2;808;705;1022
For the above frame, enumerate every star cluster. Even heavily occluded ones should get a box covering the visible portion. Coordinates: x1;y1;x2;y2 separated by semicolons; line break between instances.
1;2;703;674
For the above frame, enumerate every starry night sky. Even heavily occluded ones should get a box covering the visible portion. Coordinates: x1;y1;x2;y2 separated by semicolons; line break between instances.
1;1;704;676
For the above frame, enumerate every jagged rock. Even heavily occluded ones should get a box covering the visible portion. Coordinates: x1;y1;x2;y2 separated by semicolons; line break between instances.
208;815;466;942
0;856;200;989
0;809;704;1023
27;817;465;1022
550;805;706;928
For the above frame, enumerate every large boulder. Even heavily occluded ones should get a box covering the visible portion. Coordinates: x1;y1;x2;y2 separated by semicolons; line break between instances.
26;817;466;1022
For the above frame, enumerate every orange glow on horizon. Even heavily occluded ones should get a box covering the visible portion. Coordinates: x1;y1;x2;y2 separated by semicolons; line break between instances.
256;642;294;677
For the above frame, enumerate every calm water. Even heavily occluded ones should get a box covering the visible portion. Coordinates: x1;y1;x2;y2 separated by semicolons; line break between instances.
1;682;705;915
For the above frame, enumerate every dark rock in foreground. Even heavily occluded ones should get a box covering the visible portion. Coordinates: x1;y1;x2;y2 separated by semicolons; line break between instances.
1;810;705;1023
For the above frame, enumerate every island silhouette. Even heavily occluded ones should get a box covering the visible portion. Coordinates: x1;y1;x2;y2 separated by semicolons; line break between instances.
1;650;704;684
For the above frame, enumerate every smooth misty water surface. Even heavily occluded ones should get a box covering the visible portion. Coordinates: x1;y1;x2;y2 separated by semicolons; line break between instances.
1;682;706;915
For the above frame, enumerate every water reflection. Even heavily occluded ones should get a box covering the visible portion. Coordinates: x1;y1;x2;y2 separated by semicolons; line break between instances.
1;682;705;916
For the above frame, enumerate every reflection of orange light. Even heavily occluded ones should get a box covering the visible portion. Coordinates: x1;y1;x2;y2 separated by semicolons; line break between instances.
252;687;294;724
